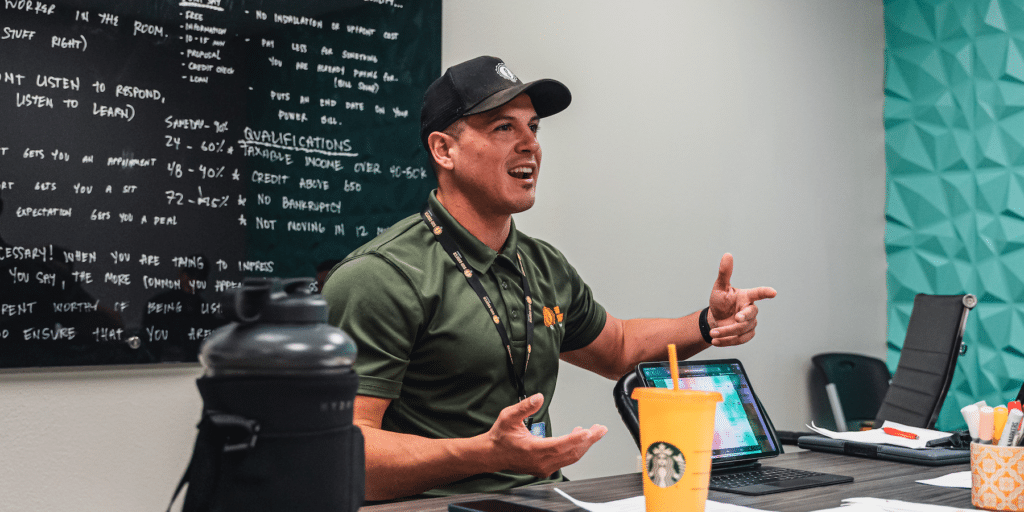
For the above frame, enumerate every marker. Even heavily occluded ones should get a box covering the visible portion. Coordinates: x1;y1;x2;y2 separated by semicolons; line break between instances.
1010;401;1022;413
993;405;1009;444
1014;415;1024;446
999;409;1023;446
978;406;994;445
883;427;919;440
961;403;981;442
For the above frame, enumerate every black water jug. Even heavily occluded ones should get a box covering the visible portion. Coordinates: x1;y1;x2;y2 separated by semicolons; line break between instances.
169;277;364;512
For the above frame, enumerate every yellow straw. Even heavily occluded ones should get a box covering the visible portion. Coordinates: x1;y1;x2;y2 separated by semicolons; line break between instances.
668;344;679;391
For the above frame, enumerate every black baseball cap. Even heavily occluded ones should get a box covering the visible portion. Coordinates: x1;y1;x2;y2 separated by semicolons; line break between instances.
420;56;571;149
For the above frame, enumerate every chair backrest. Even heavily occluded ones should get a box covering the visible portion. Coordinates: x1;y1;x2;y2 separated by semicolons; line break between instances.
612;371;642;450
874;293;976;429
811;352;890;431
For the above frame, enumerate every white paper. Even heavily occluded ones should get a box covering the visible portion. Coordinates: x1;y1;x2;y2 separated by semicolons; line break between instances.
915;471;971;489
807;497;975;512
805;505;890;512
838;497;974;512
805;421;952;449
552;487;774;512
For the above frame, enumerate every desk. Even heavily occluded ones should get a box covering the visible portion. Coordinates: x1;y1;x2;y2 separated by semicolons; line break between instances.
360;451;975;511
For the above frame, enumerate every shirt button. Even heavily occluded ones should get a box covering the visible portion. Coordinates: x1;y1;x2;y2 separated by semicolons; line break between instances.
511;310;519;319
501;281;509;290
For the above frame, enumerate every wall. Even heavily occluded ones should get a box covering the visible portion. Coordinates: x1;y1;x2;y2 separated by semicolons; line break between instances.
0;1;887;509
884;0;1024;429
442;0;886;480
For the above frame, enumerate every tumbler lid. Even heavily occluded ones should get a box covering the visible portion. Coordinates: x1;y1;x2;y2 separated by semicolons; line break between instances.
199;277;357;375
223;278;327;324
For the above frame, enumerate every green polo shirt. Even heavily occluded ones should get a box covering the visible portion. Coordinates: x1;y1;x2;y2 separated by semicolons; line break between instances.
322;191;607;497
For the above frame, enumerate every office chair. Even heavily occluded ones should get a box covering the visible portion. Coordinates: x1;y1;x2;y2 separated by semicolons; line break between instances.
613;368;802;448
811;353;890;432
612;371;642;450
874;293;976;429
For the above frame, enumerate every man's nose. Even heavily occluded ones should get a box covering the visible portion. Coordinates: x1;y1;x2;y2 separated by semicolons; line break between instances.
517;129;540;153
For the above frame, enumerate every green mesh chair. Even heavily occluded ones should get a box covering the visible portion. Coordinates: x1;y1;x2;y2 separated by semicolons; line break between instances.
812;353;891;432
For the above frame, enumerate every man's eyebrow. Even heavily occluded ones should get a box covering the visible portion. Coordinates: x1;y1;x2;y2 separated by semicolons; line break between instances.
479;111;541;124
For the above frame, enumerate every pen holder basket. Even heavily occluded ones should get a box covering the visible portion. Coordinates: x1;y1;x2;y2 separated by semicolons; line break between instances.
971;443;1024;512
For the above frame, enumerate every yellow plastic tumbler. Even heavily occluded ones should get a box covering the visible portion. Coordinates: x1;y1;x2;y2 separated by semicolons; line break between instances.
631;386;722;512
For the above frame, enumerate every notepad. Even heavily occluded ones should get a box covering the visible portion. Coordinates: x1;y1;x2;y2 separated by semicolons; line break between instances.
796;435;969;466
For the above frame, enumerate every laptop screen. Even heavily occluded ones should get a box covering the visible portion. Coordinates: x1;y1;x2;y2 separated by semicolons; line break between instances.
635;358;781;465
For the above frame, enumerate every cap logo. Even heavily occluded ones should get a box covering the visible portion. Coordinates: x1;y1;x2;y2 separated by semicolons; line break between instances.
495;63;518;83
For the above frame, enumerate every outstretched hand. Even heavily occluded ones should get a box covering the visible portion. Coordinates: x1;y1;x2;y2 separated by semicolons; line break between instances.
707;253;777;346
487;394;607;478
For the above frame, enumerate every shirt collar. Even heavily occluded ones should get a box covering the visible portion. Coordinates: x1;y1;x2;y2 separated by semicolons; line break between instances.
427;190;521;274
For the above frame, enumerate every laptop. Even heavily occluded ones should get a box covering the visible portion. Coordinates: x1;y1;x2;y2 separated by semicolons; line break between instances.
635;359;854;496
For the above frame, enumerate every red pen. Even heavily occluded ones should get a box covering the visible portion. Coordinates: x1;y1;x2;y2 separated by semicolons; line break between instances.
1009;401;1022;413
883;427;919;440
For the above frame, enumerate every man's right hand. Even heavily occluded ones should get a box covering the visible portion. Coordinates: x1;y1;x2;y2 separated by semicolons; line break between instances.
354;394;606;500
486;393;608;478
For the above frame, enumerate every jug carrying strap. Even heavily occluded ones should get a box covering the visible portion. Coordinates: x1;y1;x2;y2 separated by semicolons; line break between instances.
167;411;261;512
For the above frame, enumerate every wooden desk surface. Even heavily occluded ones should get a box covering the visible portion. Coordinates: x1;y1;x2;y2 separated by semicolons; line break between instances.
359;450;975;511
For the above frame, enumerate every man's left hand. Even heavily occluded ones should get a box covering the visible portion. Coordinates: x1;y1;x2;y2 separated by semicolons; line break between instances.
707;253;777;346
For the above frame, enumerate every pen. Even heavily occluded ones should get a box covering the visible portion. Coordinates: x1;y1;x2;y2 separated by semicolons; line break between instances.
882;427;919;440
978;406;994;445
1010;400;1022;413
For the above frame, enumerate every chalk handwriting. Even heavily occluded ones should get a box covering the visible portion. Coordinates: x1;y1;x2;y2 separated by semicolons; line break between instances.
51;35;86;50
16;93;53;108
5;1;56;15
2;27;36;39
132;21;164;37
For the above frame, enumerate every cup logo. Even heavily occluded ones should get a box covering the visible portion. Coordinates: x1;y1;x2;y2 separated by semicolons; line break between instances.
646;442;686;488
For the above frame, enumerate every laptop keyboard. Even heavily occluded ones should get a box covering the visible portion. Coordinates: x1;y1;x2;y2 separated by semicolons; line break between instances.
710;466;822;489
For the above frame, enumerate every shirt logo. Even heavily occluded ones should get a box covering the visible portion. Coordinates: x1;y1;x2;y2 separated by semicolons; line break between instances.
542;306;564;328
495;62;518;83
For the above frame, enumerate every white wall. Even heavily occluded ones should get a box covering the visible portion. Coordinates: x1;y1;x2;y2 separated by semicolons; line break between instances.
0;1;886;510
442;0;887;480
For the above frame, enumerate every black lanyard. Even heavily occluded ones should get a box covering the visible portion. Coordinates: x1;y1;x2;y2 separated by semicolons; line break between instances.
421;207;535;410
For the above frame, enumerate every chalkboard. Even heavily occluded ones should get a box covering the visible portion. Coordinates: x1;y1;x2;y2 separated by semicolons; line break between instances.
0;0;441;368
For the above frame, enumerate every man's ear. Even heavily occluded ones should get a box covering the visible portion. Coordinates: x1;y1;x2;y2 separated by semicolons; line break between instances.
427;131;456;171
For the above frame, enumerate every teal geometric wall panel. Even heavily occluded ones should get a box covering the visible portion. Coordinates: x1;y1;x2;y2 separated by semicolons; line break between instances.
885;0;1024;430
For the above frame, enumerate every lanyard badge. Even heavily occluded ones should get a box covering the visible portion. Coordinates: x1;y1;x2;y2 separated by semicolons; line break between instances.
421;207;538;430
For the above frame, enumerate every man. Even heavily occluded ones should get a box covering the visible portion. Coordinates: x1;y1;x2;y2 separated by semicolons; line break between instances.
322;56;777;501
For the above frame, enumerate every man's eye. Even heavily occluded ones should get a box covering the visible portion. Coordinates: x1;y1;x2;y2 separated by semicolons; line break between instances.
495;124;512;131
530;124;540;133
